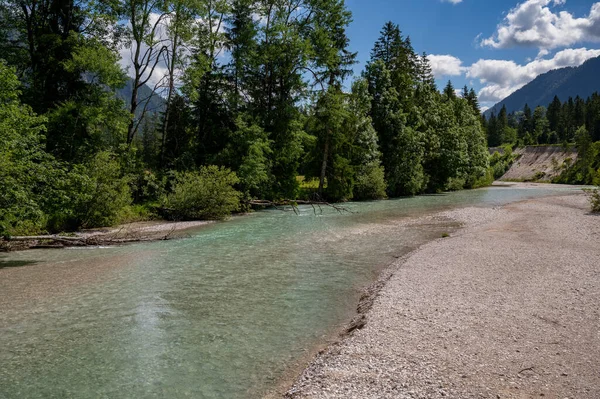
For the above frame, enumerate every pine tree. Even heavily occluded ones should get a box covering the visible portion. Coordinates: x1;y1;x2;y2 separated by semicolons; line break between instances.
462;85;469;99
466;88;480;115
444;81;456;101
547;95;562;134
416;52;436;88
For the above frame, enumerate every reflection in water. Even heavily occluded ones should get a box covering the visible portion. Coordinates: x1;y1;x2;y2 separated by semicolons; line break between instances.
0;186;578;398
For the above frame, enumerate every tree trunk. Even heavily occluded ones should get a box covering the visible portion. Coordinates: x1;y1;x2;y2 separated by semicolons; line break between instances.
127;76;139;144
160;30;178;167
318;136;329;195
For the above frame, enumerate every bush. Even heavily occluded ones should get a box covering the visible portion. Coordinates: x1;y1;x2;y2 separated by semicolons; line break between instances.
79;152;132;228
164;166;241;220
0;62;50;236
472;167;495;188
587;189;600;213
489;145;517;180
445;177;466;191
47;152;132;231
353;162;387;200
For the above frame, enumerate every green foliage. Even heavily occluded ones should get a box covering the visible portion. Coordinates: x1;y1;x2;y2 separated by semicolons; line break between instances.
220;115;272;197
487;92;600;146
47;152;132;231
2;3;508;238
164;166;241;220
0;62;50;236
354;162;387;200
556;126;600;185
489;146;516;180
584;189;600;213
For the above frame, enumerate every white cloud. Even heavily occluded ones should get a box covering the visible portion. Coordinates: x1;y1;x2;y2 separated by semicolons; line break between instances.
428;48;600;106
467;47;600;102
427;54;467;78
118;13;171;91
482;0;600;50
441;0;463;4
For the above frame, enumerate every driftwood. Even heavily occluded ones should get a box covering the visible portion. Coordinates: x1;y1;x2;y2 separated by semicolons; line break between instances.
2;225;178;251
246;199;352;215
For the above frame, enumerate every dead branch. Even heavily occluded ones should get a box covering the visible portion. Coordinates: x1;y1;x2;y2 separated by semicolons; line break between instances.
3;230;178;250
246;199;353;214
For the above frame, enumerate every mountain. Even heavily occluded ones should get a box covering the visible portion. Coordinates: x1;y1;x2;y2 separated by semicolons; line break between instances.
484;56;600;118
115;79;166;119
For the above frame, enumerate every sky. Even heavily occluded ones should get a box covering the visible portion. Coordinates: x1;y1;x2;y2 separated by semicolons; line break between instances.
119;0;600;111
343;0;600;110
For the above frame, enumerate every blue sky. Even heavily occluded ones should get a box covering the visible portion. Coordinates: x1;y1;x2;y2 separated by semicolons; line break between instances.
343;0;600;110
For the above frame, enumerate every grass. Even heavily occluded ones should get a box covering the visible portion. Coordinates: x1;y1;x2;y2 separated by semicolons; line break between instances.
297;175;324;199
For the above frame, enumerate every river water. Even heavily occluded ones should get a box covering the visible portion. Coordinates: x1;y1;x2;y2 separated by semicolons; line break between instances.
0;185;579;398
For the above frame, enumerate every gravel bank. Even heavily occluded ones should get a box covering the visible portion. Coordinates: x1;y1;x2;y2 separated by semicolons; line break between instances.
285;193;600;398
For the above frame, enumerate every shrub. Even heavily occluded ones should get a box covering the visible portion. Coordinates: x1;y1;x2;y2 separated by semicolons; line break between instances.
46;152;132;231
587;189;600;213
489;146;517;180
353;162;387;200
164;166;241;220
80;152;132;228
445;177;466;191
472;167;494;188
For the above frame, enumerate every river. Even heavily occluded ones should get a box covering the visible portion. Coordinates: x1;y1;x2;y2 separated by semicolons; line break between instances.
0;185;580;398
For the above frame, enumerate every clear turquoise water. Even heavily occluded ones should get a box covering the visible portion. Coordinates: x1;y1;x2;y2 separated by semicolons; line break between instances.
0;186;580;398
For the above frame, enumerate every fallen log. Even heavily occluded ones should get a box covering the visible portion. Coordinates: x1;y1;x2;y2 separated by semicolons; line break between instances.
246;199;352;214
2;227;179;251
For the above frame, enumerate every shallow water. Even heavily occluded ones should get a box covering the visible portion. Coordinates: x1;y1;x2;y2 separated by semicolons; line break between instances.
0;185;580;398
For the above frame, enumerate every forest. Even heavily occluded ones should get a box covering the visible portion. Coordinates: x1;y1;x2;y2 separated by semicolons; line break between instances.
485;94;600;147
0;0;507;237
485;93;600;187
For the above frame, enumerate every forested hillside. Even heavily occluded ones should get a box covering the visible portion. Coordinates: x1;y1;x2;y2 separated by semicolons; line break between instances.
0;0;490;237
485;93;600;187
485;93;600;147
484;56;600;117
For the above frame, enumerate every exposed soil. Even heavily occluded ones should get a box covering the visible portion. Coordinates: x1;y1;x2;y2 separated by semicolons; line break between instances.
285;192;600;398
500;146;578;182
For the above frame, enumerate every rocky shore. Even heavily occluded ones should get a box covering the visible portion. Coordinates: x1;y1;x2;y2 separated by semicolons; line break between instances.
285;192;600;398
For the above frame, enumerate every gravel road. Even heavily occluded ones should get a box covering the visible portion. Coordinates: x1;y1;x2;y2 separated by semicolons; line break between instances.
286;193;600;399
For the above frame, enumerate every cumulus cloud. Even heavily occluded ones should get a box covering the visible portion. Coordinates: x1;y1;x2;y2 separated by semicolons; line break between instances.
441;0;463;4
481;0;600;50
427;54;467;78
467;47;600;102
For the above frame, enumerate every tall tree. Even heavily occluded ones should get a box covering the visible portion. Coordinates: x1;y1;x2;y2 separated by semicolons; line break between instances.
160;0;198;165
120;0;170;144
1;0;128;160
309;0;356;196
547;95;562;134
443;80;456;101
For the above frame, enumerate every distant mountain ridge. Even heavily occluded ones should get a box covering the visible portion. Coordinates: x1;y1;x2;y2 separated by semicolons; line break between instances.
484;56;600;117
115;78;166;119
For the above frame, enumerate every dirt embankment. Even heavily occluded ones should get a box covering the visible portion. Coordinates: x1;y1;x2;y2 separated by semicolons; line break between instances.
499;146;577;182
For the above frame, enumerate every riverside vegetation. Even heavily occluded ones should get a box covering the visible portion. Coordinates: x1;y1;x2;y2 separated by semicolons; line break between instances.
1;0;598;238
486;92;600;210
485;93;600;188
0;0;492;238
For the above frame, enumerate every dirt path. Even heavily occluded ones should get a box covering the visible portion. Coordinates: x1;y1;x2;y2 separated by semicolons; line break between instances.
286;193;600;398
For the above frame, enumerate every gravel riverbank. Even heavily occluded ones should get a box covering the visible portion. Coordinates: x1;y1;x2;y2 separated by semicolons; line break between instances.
285;192;600;398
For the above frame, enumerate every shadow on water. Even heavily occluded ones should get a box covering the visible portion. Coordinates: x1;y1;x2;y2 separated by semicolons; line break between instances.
0;258;39;269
